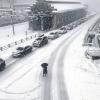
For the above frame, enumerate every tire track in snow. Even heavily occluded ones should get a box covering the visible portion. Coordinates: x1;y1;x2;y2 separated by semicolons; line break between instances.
56;31;82;100
53;16;98;100
42;24;84;100
42;16;95;100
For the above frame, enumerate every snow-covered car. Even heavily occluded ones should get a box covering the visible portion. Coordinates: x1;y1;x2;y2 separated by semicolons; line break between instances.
12;45;32;58
66;25;73;30
47;32;59;39
33;36;48;47
0;58;6;71
60;26;67;33
60;26;66;30
57;30;65;35
85;47;100;60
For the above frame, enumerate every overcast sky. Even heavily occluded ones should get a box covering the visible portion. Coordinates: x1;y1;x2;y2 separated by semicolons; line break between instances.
50;0;100;12
80;0;100;12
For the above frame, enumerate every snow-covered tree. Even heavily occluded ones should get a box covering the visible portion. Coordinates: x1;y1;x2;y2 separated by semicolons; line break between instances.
30;0;54;14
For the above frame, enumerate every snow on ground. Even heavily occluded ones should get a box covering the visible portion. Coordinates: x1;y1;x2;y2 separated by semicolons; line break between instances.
64;15;100;100
0;15;90;99
0;22;38;47
0;22;28;38
0;14;99;100
46;14;100;100
0;26;80;99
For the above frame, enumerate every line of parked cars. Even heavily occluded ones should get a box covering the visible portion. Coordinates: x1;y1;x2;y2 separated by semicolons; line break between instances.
0;17;87;71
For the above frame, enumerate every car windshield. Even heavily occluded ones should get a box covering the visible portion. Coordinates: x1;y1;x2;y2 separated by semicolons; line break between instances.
50;32;55;35
16;47;24;51
61;27;65;30
36;38;42;40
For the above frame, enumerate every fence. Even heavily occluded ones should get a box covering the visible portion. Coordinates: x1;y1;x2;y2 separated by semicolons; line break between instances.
0;35;36;52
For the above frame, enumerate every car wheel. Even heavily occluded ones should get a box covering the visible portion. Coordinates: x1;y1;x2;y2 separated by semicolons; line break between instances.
39;43;42;47
20;54;24;57
0;66;5;71
92;56;95;60
85;51;90;59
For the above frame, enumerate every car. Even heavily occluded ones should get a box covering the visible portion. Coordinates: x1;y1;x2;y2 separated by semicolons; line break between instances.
60;26;67;33
66;24;73;30
57;30;65;35
47;32;59;39
0;58;6;71
12;45;32;58
85;47;100;60
33;36;48;47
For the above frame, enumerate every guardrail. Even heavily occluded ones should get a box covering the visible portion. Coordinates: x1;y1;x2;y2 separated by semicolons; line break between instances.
0;35;36;52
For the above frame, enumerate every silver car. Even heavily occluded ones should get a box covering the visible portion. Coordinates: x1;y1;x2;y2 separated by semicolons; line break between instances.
47;32;59;39
85;47;100;60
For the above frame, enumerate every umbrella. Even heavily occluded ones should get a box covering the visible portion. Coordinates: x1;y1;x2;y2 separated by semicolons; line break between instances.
41;63;48;68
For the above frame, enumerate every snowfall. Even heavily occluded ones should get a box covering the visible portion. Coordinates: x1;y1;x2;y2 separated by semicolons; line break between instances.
0;14;100;100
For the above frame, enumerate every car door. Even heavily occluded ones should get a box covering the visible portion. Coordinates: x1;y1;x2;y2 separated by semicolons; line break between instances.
44;37;48;44
24;46;30;54
42;37;45;45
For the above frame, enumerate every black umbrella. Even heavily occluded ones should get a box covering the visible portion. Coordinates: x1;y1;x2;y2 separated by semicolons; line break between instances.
41;63;48;68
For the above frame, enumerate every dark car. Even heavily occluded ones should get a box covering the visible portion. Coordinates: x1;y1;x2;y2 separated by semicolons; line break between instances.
12;45;32;58
0;58;6;71
33;36;48;47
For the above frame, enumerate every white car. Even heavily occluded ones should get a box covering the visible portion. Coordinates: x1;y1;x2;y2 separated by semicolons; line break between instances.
85;47;100;60
47;32;59;39
60;26;68;33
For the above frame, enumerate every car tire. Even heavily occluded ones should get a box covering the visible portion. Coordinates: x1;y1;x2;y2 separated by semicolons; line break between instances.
92;56;95;60
85;51;90;59
0;66;5;71
39;43;42;47
20;54;24;57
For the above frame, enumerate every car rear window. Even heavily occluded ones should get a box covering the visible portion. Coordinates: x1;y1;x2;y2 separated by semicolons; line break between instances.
50;32;55;34
36;38;42;40
17;47;24;50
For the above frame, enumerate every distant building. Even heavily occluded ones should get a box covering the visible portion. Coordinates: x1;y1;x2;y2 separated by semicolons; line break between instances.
0;0;35;15
29;3;87;31
0;0;36;26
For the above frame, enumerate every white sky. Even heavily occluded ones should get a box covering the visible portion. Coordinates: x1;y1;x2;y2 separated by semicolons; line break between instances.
0;0;99;13
81;0;100;13
49;0;100;12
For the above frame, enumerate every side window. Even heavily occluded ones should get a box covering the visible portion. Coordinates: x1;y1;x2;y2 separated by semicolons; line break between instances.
24;46;29;50
87;34;95;43
97;35;100;47
43;37;46;40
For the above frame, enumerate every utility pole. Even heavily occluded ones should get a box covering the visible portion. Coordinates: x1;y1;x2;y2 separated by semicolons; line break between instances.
9;0;15;35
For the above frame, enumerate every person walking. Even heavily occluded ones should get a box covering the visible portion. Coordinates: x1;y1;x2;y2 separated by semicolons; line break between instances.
41;63;48;77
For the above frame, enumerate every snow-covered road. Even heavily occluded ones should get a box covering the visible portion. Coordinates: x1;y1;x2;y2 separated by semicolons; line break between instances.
43;15;100;100
0;15;99;100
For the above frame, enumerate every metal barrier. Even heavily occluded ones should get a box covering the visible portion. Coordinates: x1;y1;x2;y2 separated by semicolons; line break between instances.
0;35;37;52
